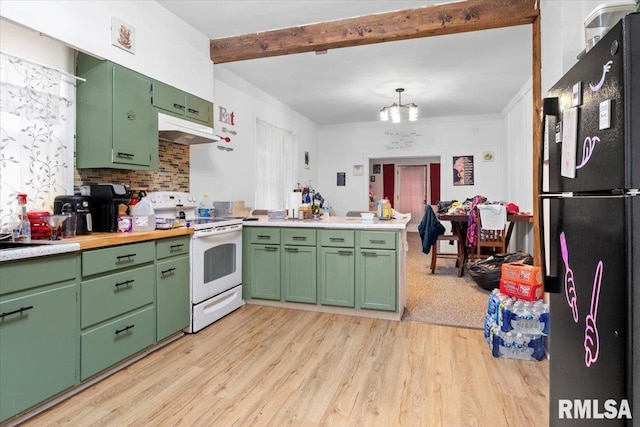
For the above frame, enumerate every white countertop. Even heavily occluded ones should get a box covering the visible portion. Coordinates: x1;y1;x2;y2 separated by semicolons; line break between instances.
0;241;81;262
243;215;411;230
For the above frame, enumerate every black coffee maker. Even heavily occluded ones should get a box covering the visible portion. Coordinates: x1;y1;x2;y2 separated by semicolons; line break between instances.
53;194;93;235
84;184;132;232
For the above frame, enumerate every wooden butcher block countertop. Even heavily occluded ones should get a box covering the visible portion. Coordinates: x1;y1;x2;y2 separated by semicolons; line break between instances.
73;227;194;250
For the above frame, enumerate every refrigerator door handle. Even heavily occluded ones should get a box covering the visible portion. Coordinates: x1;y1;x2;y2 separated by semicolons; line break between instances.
538;195;561;293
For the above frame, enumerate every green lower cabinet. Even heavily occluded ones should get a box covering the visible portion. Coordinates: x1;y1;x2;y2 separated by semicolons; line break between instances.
282;245;316;303
249;244;281;300
357;249;397;311
156;255;190;341
318;247;355;307
80;305;155;380
0;282;78;422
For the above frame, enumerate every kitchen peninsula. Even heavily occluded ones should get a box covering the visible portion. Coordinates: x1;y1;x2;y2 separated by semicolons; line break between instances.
242;215;410;320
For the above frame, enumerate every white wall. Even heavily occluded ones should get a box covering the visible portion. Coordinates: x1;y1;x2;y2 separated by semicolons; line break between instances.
0;0;213;101
191;67;318;207
317;115;505;216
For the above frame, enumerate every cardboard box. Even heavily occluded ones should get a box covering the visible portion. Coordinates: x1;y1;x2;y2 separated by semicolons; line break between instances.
500;279;544;301
501;262;542;285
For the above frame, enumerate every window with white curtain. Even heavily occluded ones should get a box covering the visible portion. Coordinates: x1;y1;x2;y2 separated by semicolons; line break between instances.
255;119;298;210
0;53;74;233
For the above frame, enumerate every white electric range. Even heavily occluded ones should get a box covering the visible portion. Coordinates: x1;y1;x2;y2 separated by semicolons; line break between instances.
147;191;244;332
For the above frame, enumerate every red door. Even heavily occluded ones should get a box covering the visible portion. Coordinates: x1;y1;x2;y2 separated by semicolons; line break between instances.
383;163;395;208
430;163;441;204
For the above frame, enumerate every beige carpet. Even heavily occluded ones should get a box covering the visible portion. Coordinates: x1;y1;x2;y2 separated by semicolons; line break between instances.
402;231;490;329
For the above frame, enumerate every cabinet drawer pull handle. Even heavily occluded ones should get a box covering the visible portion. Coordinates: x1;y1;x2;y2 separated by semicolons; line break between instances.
187;108;199;115
361;251;377;257
264;246;278;252
169;244;184;251
173;103;186;110
0;305;34;318
369;239;386;244
330;237;345;242
338;250;353;256
115;324;135;335
126;111;136;120
257;235;271;239
285;247;299;253
161;267;176;276
115;279;134;288
116;253;136;261
292;236;307;241
116;152;135;159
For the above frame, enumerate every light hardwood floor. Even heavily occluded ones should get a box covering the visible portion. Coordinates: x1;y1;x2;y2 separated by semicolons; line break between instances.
24;305;549;426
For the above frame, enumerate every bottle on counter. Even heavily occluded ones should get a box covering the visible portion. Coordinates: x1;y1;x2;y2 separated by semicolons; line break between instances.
13;193;31;242
198;194;213;218
61;203;77;239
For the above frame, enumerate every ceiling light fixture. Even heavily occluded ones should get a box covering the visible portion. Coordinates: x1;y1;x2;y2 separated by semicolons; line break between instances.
379;88;418;123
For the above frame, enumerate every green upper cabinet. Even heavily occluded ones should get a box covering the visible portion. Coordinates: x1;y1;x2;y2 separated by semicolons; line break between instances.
152;80;213;127
76;53;158;170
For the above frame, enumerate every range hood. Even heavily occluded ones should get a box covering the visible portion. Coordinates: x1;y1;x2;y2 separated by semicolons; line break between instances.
158;112;217;145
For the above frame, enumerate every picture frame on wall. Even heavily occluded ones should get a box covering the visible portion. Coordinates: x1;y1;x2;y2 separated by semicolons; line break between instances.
111;17;135;54
353;165;363;176
305;151;310;169
337;172;346;186
373;164;381;174
370;175;375;182
453;155;475;186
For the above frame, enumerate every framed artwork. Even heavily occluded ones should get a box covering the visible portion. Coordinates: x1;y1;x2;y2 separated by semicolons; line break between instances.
372;164;381;174
353;164;363;176
337;172;346;186
111;17;135;54
305;151;310;169
453;155;475;186
370;175;375;182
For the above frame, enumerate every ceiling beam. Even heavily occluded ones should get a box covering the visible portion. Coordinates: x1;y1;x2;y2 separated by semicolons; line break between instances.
210;0;539;64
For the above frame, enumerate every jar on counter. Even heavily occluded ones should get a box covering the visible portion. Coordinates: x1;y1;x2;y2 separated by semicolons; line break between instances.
376;198;392;220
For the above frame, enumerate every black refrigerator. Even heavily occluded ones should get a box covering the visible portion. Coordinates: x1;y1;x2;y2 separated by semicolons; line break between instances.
540;13;639;426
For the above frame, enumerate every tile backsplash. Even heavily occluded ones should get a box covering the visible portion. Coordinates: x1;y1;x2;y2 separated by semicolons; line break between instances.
74;141;189;193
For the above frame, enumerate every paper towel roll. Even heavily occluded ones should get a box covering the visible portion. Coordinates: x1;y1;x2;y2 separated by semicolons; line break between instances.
287;192;301;217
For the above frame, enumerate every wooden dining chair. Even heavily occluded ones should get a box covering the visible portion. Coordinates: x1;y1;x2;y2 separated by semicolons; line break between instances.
430;231;465;277
473;206;507;260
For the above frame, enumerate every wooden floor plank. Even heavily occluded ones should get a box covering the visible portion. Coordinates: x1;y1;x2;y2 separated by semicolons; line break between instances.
21;305;548;426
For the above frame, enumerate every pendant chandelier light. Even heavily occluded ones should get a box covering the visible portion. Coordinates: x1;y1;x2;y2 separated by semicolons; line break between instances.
379;88;418;123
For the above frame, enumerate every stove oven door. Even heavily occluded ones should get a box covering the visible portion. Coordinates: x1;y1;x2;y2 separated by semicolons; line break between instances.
191;225;242;304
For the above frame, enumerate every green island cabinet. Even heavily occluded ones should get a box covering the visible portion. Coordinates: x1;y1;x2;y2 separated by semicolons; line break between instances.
282;228;317;304
152;81;214;127
246;227;281;300
243;227;398;312
0;253;80;423
156;236;191;341
356;231;397;312
80;241;156;380
76;53;158;170
318;229;356;307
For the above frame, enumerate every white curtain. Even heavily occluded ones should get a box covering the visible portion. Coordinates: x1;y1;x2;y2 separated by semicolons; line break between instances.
255;119;298;210
0;53;74;232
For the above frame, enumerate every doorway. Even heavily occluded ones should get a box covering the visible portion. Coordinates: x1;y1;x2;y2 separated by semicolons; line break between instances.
397;165;427;228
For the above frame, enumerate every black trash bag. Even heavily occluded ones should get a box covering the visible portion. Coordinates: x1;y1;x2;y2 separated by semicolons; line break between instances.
468;252;533;290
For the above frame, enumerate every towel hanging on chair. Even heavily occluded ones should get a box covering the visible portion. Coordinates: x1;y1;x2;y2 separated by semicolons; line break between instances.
477;204;507;230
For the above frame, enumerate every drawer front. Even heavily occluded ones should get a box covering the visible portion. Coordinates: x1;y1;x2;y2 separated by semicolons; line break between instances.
249;227;281;244
80;306;155;380
81;264;155;328
1;253;77;295
319;230;354;248
156;236;190;260
358;231;396;250
283;228;316;246
82;241;155;277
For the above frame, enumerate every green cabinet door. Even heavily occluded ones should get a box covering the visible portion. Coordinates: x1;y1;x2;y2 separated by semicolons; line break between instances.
357;249;397;311
0;283;78;422
318;247;355;307
76;53;157;170
282;245;316;304
156;255;190;341
112;66;154;167
152;81;214;127
249;244;281;300
185;94;212;125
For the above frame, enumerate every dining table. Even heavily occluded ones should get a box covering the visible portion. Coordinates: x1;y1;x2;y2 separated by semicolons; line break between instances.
436;211;533;274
